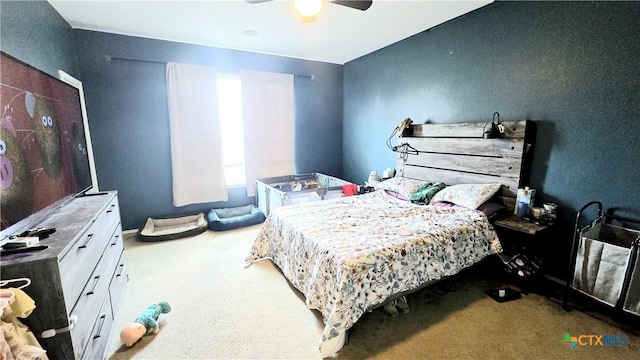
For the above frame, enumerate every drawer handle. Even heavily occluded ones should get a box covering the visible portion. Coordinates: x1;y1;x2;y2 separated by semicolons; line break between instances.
106;204;116;214
86;275;100;295
115;264;125;277
93;314;107;339
111;235;120;246
78;233;94;249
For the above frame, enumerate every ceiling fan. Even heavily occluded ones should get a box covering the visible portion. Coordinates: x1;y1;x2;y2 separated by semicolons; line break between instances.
245;0;373;22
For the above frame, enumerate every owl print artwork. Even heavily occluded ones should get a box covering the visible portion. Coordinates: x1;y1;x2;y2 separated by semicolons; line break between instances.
1;53;92;231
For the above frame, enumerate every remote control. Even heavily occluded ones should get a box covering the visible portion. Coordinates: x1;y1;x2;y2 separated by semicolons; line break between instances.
1;245;48;256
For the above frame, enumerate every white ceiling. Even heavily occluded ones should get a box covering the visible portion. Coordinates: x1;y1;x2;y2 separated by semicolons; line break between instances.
48;0;492;65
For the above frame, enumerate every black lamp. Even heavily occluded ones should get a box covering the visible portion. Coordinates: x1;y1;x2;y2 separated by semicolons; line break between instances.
483;112;504;139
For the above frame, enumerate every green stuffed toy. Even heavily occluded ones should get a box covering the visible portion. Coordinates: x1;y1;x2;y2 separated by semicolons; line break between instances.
120;301;171;347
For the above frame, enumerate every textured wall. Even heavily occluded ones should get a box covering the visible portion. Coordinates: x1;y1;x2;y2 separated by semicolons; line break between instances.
5;0;638;265
72;30;343;229
344;1;639;215
1;1;344;231
342;1;640;275
0;0;78;78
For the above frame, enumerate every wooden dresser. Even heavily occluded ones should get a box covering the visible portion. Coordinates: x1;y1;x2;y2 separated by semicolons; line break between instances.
1;191;128;359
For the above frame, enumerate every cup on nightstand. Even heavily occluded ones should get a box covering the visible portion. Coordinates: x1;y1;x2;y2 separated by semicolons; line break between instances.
531;207;542;219
542;203;558;221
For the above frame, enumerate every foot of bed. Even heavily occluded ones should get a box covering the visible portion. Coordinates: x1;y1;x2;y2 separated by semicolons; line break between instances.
320;331;347;358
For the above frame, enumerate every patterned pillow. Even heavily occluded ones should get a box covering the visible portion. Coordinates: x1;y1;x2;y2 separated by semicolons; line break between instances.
429;183;501;209
374;177;426;200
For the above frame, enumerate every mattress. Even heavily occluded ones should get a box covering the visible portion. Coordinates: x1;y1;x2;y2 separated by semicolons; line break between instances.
245;190;502;356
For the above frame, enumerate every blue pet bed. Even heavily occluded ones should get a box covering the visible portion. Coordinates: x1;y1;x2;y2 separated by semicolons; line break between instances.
207;205;265;231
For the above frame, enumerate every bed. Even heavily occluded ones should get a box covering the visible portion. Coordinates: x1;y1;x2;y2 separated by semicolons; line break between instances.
245;120;536;357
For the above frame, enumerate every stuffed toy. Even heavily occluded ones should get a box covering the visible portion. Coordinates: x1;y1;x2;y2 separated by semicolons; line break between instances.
120;301;171;347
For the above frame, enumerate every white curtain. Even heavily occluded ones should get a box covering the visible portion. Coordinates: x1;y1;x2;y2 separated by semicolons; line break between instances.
240;70;294;196
166;62;228;206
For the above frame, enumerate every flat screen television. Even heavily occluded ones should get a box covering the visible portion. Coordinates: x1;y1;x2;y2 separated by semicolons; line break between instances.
1;52;97;243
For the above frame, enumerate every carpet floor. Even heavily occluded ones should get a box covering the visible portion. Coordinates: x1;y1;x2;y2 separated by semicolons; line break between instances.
106;225;639;359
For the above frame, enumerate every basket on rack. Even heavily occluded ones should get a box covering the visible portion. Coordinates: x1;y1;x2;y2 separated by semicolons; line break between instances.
563;201;640;317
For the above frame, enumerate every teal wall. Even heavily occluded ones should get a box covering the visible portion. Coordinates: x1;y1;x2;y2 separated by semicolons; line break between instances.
1;1;343;230
344;2;639;219
3;1;639;271
343;1;640;274
72;30;343;229
0;0;78;77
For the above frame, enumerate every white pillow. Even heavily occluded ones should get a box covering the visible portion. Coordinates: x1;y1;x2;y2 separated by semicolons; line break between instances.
374;177;426;200
429;183;501;209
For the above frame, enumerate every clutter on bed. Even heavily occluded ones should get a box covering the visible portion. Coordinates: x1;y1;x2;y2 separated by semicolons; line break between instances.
207;205;265;231
376;178;505;218
374;176;426;200
396;120;536;214
341;184;358;196
137;213;208;242
408;181;446;204
429;183;502;210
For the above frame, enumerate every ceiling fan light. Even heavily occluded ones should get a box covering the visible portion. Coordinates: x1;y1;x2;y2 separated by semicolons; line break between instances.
293;0;324;18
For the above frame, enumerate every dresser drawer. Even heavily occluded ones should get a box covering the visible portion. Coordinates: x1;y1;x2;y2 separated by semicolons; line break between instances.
59;197;121;312
109;252;128;319
69;249;111;357
68;227;123;358
104;223;124;282
81;296;114;360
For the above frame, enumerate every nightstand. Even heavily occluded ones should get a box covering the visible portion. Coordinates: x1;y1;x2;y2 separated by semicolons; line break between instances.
492;215;557;292
494;214;554;238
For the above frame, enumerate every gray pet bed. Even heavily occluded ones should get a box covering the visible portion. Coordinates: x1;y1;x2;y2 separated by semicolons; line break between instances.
137;213;208;242
207;205;265;231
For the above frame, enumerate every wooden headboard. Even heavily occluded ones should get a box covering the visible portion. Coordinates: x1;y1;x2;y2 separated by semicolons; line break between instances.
395;120;536;213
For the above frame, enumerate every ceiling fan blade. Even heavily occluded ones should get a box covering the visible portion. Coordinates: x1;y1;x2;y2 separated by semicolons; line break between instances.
330;0;372;11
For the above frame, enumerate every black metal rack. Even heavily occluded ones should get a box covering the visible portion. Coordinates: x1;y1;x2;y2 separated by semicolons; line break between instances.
562;201;640;318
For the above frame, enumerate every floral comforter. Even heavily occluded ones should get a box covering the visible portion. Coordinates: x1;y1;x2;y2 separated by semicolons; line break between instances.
245;190;502;355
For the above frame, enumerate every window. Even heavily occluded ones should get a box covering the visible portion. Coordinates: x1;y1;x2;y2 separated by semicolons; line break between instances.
217;76;246;186
216;71;294;191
